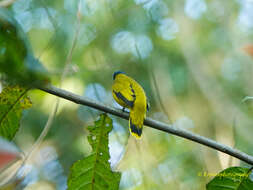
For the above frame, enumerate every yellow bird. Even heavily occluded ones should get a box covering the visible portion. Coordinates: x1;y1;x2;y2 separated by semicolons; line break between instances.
112;71;149;138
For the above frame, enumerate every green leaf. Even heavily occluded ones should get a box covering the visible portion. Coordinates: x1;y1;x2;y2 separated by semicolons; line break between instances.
206;167;253;190
0;8;49;86
0;86;32;140
68;114;121;190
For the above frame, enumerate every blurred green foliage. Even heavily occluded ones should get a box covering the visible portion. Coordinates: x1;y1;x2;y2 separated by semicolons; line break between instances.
0;8;49;86
0;0;253;189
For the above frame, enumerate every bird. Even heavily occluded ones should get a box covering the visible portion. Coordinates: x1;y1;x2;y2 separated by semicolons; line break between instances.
112;71;149;139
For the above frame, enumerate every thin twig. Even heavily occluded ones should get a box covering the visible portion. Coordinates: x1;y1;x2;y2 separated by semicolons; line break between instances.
24;0;82;168
149;66;171;121
38;85;253;166
134;44;171;121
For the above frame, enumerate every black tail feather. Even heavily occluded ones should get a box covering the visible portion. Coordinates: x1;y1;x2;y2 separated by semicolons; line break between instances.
129;119;142;138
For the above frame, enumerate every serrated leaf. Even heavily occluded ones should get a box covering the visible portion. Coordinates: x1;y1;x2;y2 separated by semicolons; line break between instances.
68;114;121;190
206;167;253;190
0;86;32;140
0;8;49;86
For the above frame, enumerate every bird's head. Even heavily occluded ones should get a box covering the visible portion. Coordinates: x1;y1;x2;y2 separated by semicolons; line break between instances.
113;71;125;80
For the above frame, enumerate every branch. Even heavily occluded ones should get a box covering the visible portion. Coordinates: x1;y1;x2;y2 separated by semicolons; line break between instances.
38;85;253;165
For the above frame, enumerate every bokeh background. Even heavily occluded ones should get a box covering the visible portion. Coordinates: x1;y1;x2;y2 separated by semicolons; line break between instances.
3;0;253;189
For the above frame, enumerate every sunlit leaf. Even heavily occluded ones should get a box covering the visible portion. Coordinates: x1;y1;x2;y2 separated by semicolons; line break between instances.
0;8;49;86
0;86;32;140
206;167;253;190
67;114;121;190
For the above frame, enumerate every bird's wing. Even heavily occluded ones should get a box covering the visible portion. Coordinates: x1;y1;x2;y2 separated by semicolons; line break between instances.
113;83;136;108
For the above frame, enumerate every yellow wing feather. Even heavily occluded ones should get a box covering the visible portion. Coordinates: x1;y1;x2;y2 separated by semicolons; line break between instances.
112;82;135;108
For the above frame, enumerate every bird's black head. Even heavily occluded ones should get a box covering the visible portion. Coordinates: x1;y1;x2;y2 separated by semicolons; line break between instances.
113;71;125;80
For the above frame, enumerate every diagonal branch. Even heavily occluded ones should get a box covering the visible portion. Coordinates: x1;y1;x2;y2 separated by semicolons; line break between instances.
38;85;253;166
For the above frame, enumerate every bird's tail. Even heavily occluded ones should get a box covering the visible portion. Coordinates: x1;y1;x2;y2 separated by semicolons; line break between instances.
129;111;144;139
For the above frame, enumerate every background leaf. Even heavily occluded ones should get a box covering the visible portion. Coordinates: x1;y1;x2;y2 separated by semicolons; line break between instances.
0;86;32;140
0;8;49;86
67;114;121;190
206;167;253;190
